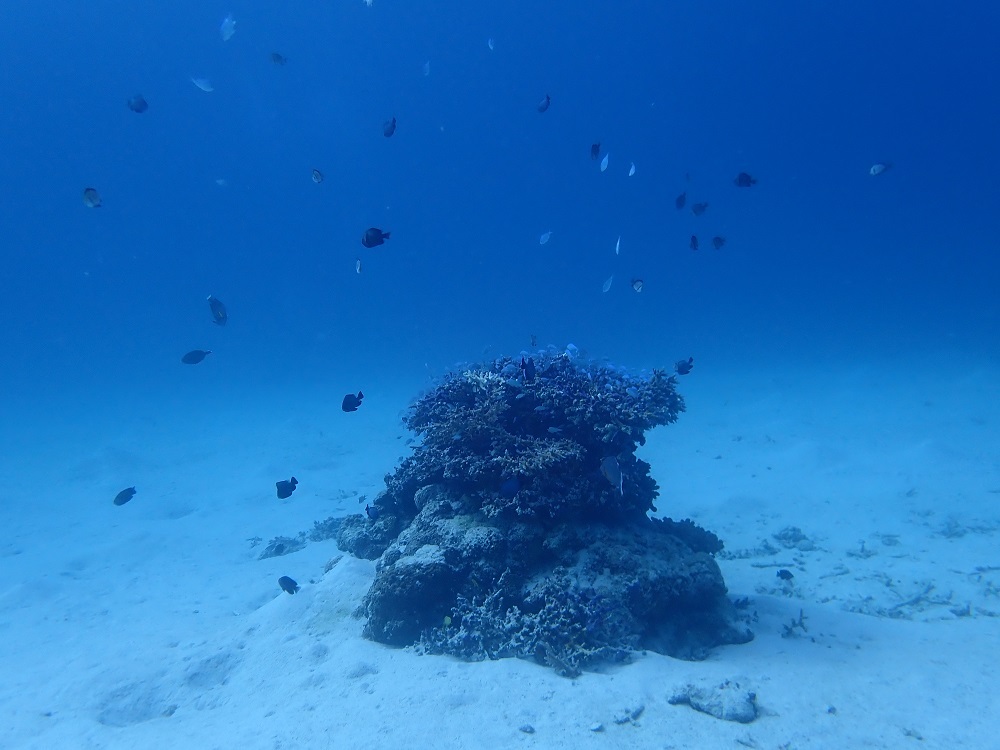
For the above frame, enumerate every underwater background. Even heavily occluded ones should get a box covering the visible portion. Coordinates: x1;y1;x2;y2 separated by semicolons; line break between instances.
2;2;1000;747
2;0;997;407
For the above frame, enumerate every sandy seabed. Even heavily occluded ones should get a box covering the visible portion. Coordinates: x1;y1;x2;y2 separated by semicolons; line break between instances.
2;361;998;749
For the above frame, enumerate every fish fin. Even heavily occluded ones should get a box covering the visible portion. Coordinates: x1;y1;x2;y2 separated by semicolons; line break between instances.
382;232;390;239
357;391;364;399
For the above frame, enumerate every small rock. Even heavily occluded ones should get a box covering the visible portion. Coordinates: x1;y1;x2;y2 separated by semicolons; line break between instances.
589;723;605;732
668;680;758;723
613;704;644;724
518;724;535;734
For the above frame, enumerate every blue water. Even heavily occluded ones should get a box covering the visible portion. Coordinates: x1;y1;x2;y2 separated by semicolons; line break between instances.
2;4;1000;745
2;0;997;406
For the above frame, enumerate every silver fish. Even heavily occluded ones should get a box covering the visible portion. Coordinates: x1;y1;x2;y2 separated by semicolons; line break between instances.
220;13;236;41
82;187;102;208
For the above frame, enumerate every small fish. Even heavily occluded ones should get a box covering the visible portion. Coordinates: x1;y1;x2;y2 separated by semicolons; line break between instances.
547;426;562;434
126;94;148;114
276;477;298;499
599;456;623;495
520;356;536;384
278;576;299;594
207;295;227;326
631;278;643;293
600;153;609;172
536;94;551;113
689;235;699;251
487;38;495;51
355;258;362;274
361;228;390;248
383;116;397;137
342;391;364;412
270;52;287;65
113;487;136;506
628;162;636;177
181;349;211;365
674;356;694;375
311;169;324;184
191;77;214;92
590;142;601;160
422;61;431;76
869;162;891;176
691;202;708;216
82;187;102;208
615;236;621;255
734;172;757;187
675;192;686;210
711;236;726;250
776;569;794;581
220;13;236;41
539;231;552;245
602;275;613;293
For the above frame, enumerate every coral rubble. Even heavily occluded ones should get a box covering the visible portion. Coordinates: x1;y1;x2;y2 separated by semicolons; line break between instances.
337;347;752;675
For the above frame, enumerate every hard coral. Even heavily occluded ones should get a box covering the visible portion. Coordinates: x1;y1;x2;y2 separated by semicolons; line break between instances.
336;348;752;674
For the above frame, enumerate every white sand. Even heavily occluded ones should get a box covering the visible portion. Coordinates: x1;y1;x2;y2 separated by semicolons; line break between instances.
2;361;998;749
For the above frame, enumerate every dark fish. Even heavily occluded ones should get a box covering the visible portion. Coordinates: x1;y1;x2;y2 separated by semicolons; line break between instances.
361;228;390;248
342;391;364;412
365;503;380;520
599;456;623;495
712;236;726;250
590;142;601;160
278;576;299;594
276;477;298;499
691;202;708;216
631;278;643;293
529;334;538;348
311;169;324;184
270;52;287;65
689;235;699;252
113;487;136;506
181;349;211;364
674;357;694;375
734;172;757;187
520;356;536;384
537;94;551;113
83;187;102;208
383;116;396;137
207;295;227;326
776;569;794;581
674;192;686;210
126;94;148;114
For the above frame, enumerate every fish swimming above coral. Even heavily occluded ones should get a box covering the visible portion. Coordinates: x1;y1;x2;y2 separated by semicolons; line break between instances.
342;391;364;412
276;477;298;499
362;228;390;248
113;487;136;506
181;349;211;365
207;295;227;326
